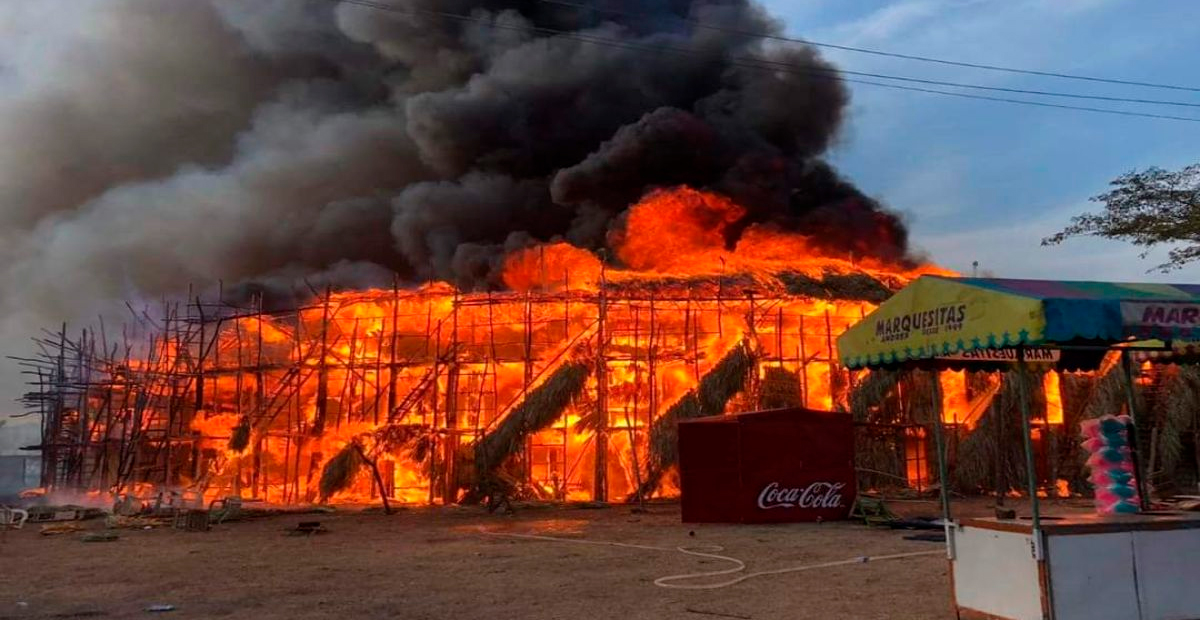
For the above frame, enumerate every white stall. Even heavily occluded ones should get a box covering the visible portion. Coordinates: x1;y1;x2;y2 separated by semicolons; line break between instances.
952;514;1200;620
836;277;1200;620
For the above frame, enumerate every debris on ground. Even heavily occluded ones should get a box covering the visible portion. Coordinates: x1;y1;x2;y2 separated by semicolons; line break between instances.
1158;495;1200;511
684;607;752;619
26;505;106;523
850;496;900;526
145;604;176;613
40;523;86;536
885;517;944;531
903;533;947;543
287;521;328;536
172;509;211;532
79;527;118;542
106;515;166;530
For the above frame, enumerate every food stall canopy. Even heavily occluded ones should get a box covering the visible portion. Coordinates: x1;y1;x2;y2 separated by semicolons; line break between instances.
837;275;1200;369
836;276;1200;620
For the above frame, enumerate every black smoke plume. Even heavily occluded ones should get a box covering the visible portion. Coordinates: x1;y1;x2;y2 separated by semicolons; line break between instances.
0;0;914;393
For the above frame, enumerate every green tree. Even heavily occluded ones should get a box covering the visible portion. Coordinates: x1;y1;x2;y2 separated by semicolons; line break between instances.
1043;164;1200;271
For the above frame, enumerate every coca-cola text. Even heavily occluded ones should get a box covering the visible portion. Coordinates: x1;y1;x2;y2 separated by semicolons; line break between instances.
756;482;846;510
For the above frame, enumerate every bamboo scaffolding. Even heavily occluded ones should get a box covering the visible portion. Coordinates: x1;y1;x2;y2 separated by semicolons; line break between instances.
12;278;894;505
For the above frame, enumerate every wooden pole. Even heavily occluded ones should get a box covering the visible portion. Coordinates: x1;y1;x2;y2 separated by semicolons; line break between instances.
992;373;1004;507
928;369;954;560
593;262;609;502
1120;352;1151;510
824;309;838;410
1016;349;1043;559
798;316;809;407
292;306;303;502
648;294;658;432
194;297;206;412
388;276;400;421
314;286;331;437
444;291;460;503
253;295;265;497
775;307;784;369
354;443;393;515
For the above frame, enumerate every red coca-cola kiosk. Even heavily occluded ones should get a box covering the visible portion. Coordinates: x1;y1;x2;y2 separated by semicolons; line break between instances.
678;408;855;523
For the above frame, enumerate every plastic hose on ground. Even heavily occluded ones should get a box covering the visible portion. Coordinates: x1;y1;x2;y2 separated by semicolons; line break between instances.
478;528;942;590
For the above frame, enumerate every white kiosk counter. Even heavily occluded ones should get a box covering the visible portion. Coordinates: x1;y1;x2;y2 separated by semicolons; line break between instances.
952;512;1200;620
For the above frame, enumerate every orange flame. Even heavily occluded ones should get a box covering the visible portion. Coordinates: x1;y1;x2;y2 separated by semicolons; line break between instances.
122;186;949;504
1043;371;1064;425
940;370;968;425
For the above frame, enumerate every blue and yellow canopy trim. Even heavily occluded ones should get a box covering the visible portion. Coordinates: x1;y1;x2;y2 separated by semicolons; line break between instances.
837;276;1200;370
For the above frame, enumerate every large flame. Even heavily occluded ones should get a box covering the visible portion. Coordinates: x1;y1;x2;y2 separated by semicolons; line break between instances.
79;187;949;505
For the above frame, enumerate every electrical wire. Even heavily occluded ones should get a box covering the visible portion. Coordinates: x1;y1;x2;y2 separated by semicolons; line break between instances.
478;528;944;590
334;0;1200;123
539;0;1200;94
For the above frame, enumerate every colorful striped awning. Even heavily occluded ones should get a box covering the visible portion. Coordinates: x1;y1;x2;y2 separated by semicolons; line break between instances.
837;276;1200;370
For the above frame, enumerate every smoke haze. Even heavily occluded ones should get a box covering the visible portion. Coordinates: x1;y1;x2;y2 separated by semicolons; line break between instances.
0;0;914;412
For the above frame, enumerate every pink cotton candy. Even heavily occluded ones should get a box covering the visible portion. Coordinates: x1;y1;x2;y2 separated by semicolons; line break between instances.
1080;417;1141;516
1086;451;1129;468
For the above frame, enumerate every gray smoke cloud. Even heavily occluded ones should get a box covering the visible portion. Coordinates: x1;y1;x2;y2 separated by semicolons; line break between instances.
0;0;915;411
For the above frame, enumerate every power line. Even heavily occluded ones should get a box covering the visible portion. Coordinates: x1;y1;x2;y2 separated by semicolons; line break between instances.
542;28;1200;123
707;49;1200;110
539;0;1200;94
334;0;1200;123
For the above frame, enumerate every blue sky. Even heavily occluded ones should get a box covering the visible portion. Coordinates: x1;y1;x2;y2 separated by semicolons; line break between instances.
760;0;1200;281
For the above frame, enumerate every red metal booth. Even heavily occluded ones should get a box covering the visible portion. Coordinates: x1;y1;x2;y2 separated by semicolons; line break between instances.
678;408;855;523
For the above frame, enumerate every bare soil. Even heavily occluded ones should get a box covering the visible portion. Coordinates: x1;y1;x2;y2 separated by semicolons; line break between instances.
0;498;1091;620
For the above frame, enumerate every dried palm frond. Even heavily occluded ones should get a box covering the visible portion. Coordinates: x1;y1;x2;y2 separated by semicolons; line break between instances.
850;370;899;423
759;367;802;411
1056;371;1095;489
408;434;435;465
572;409;606;435
370;423;425;456
607;270;900;303
900;371;939;425
1080;363;1132;421
953;373;1028;493
634;340;756;499
474;360;591;477
319;439;365;501
854;425;907;491
1155;365;1200;476
776;272;895;303
228;416;251;453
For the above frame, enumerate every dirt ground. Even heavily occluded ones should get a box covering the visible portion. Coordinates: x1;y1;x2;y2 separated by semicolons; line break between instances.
0;498;1092;620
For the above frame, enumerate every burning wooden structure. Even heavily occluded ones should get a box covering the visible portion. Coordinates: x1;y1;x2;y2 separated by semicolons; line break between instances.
15;188;937;504
17;270;890;505
22;187;1170;506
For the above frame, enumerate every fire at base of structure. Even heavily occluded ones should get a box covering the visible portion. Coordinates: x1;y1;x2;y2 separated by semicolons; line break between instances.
20;274;892;505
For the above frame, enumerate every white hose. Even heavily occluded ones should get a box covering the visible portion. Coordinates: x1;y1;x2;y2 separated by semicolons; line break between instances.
478;528;942;590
